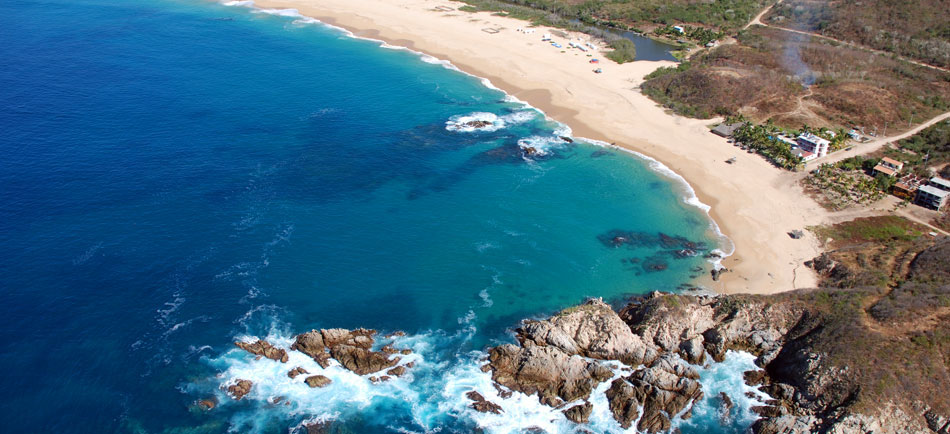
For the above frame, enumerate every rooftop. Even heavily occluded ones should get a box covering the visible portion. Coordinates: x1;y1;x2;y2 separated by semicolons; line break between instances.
798;132;830;146
711;123;742;137
919;185;950;198
929;177;950;190
873;165;897;176
880;157;903;168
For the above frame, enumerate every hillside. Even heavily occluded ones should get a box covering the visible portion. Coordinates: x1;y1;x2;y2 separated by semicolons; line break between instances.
766;0;950;69
640;26;950;129
458;0;770;32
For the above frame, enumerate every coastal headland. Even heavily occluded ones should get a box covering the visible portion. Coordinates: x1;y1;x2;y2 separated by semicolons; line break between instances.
248;0;833;294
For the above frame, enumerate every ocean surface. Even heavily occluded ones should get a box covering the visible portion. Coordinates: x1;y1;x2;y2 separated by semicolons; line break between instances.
0;0;759;432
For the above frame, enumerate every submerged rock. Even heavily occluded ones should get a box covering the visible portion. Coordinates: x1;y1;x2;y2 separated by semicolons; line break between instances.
197;397;217;410
235;339;289;363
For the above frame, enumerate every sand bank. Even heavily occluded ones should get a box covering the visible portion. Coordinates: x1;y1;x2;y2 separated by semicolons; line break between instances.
246;0;831;294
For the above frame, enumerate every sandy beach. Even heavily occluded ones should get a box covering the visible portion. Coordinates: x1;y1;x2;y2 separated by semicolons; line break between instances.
247;0;832;294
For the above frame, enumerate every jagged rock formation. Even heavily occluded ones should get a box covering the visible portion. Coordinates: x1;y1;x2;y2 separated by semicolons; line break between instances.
290;328;408;376
226;379;252;400
466;391;503;414
287;366;309;379
562;401;592;423
484;298;707;431
235;339;289;363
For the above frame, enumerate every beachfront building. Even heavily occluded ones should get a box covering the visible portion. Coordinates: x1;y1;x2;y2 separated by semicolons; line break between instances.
930;177;950;192
914;177;950;210
711;123;741;138
873;157;903;177
893;174;923;200
916;186;949;210
791;148;816;162
797;133;830;158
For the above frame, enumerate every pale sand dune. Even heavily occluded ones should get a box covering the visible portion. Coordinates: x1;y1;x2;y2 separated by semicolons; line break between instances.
249;0;831;294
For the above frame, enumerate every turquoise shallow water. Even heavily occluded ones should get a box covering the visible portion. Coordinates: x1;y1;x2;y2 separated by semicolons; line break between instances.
0;0;756;432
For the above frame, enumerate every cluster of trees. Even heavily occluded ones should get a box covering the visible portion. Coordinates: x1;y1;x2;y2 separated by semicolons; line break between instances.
605;39;637;63
653;25;724;45
732;122;804;170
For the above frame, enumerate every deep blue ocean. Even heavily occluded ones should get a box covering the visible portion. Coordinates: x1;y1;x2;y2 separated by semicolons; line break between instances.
0;0;762;432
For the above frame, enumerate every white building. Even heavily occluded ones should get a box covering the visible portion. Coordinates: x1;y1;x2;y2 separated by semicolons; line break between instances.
797;132;830;157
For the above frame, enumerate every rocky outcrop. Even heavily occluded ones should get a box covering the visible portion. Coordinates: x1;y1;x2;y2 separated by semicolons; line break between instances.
288;366;309;379
466;391;503;414
481;287;948;433
289;328;408;376
517;299;655;365
331;345;400;376
488;342;613;406
484;298;706;431
604;354;703;432
304;375;332;388
235;339;289;363
226;379;253;400
562;401;592;423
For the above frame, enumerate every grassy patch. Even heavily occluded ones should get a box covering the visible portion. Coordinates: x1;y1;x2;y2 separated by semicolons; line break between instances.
811;216;923;245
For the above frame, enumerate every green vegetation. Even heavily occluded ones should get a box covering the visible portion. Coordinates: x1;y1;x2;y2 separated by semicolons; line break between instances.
811;216;923;244
653;25;724;45
605;39;636;64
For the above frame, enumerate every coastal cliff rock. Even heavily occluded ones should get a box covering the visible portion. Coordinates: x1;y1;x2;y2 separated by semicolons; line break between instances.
517;299;655;365
562;402;593;423
488;342;613;406
235;339;289;363
605;354;703;432
289;328;407;376
484;298;706;431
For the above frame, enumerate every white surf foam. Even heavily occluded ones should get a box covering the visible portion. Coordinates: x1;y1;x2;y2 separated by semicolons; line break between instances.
445;109;538;132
